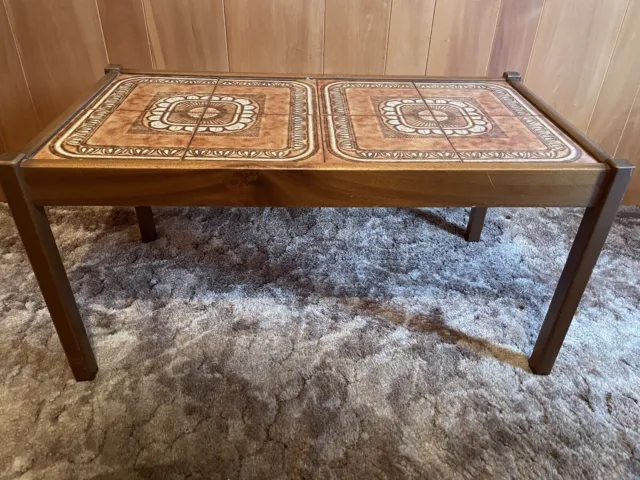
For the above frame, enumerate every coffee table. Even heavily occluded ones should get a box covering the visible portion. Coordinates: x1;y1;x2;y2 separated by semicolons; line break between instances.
0;65;633;381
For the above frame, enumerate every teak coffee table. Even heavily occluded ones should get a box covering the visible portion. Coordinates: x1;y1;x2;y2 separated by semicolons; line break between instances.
0;65;633;381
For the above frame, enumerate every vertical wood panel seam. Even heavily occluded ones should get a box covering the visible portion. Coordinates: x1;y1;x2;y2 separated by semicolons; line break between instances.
94;0;110;65
486;0;504;76
221;0;230;71
2;0;42;128
140;0;156;69
614;82;640;157
522;0;547;83
424;0;439;75
383;0;395;75
322;0;327;74
585;0;631;135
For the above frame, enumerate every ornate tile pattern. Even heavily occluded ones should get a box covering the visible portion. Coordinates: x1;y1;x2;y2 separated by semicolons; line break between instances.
32;75;597;165
379;98;492;136
35;75;218;161
320;80;596;163
184;79;321;162
445;115;588;161
320;81;459;162
141;94;260;134
414;81;540;117
324;114;459;162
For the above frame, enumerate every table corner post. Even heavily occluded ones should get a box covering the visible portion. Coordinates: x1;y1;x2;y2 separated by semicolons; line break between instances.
104;64;123;74
529;158;634;375
503;71;522;83
0;153;98;381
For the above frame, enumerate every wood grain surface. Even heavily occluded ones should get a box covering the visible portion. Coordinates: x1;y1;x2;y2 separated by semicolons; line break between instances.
616;87;640;204
385;0;435;75
487;0;544;78
426;0;501;76
97;0;152;69
143;0;228;71
587;0;640;155
0;1;41;152
5;0;107;124
225;0;324;74
22;163;607;209
324;0;392;75
526;0;629;132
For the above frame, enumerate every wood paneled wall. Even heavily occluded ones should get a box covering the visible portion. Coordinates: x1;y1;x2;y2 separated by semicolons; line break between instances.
0;0;638;203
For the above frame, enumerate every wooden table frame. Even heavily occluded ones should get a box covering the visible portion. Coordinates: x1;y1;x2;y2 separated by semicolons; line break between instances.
0;65;633;381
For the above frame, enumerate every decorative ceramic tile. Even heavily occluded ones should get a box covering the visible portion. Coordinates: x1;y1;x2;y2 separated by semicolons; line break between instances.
213;78;317;115
31;75;597;165
322;114;460;162
414;81;539;117
93;74;218;112
320;80;425;116
34;75;219;161
185;114;322;162
444;115;594;162
182;79;321;162
319;80;595;164
320;80;456;162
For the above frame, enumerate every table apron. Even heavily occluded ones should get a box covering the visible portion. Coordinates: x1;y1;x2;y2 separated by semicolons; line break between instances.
23;167;607;208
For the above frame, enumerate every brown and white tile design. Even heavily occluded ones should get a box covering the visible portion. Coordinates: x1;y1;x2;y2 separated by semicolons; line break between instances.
32;75;597;165
35;75;218;161
323;114;460;162
320;80;425;116
414;83;594;162
320;81;459;162
443;114;595;162
320;80;596;164
186;114;322;162
414;81;540;117
95;74;218;112
184;78;321;162
213;78;317;116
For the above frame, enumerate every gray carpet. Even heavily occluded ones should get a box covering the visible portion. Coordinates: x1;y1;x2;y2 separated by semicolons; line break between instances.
0;204;638;479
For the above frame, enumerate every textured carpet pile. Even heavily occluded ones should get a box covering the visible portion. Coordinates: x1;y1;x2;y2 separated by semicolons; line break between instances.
0;204;638;479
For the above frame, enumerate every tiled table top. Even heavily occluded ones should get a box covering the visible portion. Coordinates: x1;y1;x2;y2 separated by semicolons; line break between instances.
32;74;597;166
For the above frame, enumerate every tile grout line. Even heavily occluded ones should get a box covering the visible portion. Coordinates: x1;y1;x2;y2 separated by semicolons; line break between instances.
408;82;567;163
412;81;462;163
181;77;322;163
181;81;219;161
314;80;328;163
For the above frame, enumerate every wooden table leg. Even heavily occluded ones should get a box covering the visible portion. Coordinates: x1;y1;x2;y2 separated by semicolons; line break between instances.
135;206;157;243
529;159;634;374
0;154;97;381
465;207;487;242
